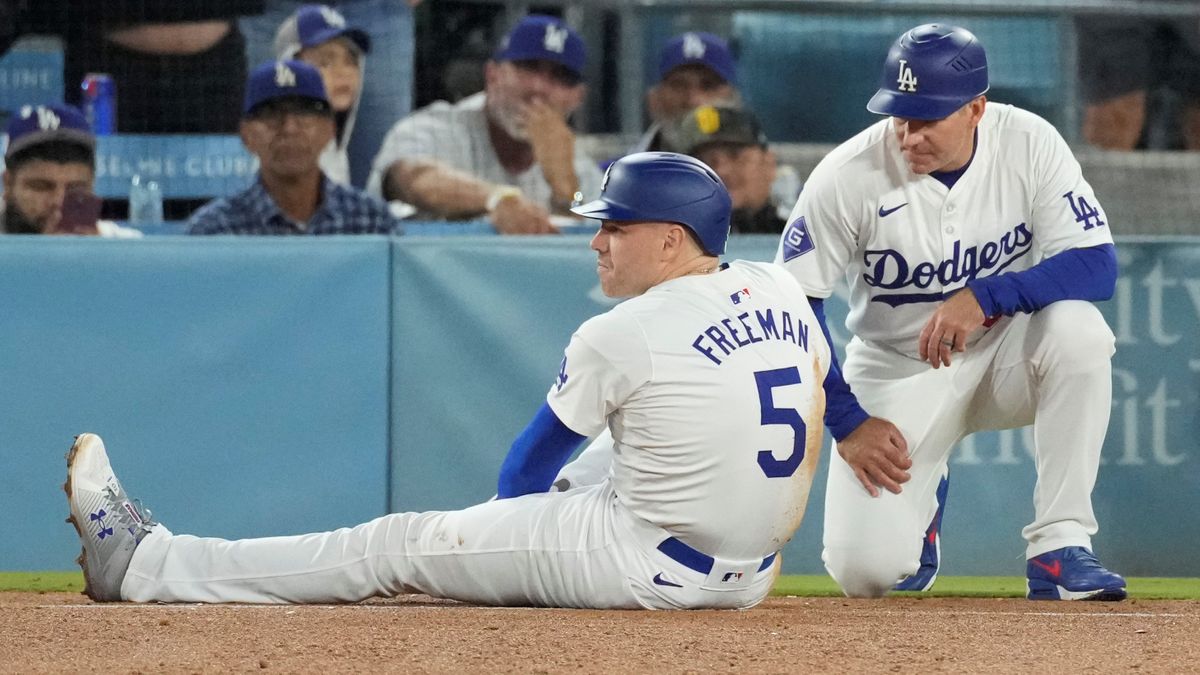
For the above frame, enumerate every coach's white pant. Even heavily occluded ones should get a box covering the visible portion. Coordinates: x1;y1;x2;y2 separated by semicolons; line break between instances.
122;481;778;609
823;301;1114;598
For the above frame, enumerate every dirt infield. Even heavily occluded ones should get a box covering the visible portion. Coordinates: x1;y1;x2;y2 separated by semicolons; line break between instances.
3;592;1197;673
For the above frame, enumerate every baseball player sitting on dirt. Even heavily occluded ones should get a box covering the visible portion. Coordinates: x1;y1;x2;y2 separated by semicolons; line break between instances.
775;23;1126;601
67;152;835;610
367;14;603;235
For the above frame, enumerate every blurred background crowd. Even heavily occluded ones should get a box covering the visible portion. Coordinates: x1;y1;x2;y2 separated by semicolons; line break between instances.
0;0;1197;238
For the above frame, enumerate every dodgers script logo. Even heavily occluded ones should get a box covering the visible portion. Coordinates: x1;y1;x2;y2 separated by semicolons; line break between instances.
865;223;1033;306
896;59;918;92
781;217;815;262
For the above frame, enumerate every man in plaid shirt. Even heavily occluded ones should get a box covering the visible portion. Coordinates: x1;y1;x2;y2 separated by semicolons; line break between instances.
188;59;402;235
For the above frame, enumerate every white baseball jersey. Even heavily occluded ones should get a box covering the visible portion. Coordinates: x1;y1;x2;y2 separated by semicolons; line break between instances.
549;260;830;560
776;103;1114;360
121;260;829;609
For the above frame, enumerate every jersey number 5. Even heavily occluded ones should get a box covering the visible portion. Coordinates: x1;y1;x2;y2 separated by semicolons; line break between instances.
754;366;807;478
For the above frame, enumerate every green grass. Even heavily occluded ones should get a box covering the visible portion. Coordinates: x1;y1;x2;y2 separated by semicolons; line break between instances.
4;572;1199;600
0;571;85;593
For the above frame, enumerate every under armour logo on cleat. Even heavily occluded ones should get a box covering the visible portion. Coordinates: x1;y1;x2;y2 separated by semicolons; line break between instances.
89;510;114;540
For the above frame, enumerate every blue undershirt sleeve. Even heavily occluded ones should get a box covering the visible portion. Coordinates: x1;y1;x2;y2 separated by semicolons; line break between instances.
810;298;871;442
967;244;1117;317
496;402;588;499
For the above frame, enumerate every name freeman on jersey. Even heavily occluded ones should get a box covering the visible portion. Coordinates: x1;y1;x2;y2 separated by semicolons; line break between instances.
692;308;811;366
864;222;1033;303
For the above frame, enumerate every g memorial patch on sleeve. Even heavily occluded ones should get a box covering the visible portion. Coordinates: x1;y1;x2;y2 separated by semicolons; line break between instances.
782;216;815;262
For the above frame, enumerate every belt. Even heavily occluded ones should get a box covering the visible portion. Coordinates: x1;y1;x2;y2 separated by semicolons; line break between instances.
657;536;777;575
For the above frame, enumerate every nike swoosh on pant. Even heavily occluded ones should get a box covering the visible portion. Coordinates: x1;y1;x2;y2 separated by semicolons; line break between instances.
652;572;683;588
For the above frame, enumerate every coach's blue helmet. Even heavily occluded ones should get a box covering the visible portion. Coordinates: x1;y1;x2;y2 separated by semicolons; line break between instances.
867;23;989;121
571;152;732;256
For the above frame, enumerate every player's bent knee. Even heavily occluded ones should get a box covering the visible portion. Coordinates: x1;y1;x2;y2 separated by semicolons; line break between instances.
823;547;913;598
1031;301;1115;367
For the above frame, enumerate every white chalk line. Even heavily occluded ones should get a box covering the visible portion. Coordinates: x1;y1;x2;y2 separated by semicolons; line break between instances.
32;604;1194;618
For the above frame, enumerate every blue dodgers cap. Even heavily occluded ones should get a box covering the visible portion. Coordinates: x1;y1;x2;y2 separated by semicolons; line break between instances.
243;60;332;116
282;4;370;56
658;32;736;85
4;104;94;160
493;14;586;80
867;23;989;121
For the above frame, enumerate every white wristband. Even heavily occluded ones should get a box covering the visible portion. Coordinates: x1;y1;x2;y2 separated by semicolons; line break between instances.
486;186;523;213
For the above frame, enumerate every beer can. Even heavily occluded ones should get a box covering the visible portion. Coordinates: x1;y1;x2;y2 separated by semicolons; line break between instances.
81;73;116;135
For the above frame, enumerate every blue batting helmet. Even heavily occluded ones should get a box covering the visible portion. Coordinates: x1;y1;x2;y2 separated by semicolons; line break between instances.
571;152;731;255
867;24;989;121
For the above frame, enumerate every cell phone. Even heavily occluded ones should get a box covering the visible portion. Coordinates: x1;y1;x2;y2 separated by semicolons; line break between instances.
55;191;102;235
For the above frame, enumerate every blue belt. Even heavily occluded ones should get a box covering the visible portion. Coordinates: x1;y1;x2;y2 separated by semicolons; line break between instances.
657;537;777;575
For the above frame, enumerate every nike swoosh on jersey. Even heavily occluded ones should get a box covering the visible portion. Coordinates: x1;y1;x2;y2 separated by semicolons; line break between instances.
878;202;908;217
652;572;683;588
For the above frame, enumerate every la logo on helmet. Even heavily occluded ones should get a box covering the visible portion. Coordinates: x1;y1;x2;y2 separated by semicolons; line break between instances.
896;59;918;92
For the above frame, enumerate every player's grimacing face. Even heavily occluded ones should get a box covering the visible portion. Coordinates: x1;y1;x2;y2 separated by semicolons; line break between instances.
297;39;362;113
892;97;986;174
590;220;673;298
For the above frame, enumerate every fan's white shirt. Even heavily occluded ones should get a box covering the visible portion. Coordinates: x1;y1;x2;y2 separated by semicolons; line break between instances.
776;103;1113;360
366;92;603;214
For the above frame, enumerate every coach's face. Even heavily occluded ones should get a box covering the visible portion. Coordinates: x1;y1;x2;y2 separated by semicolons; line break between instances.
892;96;986;175
240;98;335;179
591;220;682;298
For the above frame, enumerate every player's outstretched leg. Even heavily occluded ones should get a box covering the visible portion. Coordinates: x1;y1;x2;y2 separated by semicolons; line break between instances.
1026;546;1126;601
64;433;157;602
892;469;949;592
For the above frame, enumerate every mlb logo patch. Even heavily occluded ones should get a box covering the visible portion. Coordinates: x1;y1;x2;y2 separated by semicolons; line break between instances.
729;288;751;305
782;216;815;261
721;571;744;583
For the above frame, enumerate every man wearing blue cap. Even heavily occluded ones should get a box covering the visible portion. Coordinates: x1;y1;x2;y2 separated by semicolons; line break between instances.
1;104;139;237
634;31;741;153
187;59;402;235
367;14;603;235
774;24;1125;602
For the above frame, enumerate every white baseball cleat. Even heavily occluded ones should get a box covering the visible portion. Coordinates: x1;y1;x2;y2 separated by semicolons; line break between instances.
64;433;157;602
